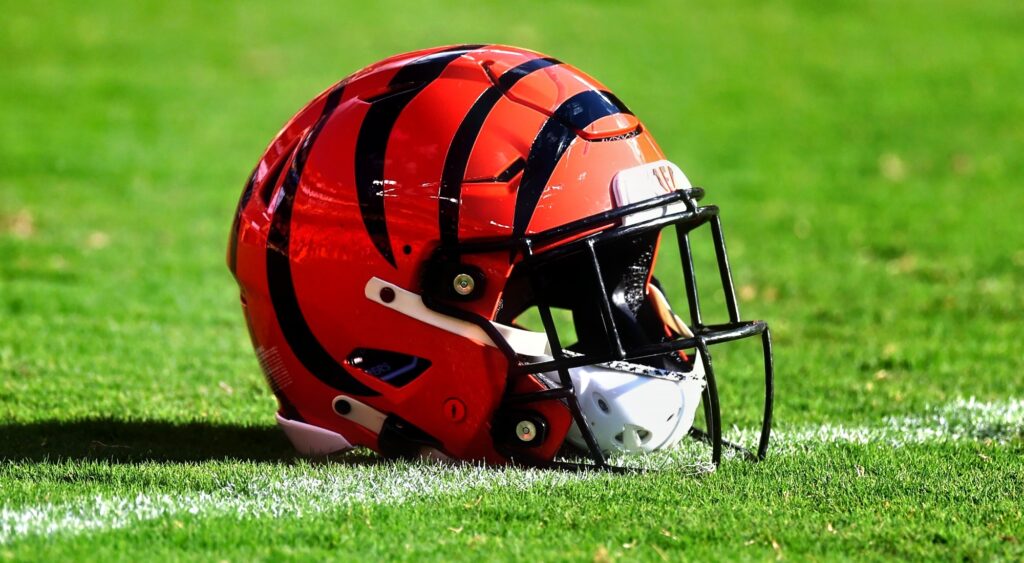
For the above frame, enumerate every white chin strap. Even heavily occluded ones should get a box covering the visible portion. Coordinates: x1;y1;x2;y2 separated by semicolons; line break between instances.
560;354;706;455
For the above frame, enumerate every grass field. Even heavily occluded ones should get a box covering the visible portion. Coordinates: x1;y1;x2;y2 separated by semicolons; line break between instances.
2;0;1023;560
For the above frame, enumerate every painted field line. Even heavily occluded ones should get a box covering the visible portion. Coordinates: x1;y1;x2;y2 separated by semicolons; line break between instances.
0;464;588;545
748;396;1023;451
1;397;1021;545
620;396;1024;469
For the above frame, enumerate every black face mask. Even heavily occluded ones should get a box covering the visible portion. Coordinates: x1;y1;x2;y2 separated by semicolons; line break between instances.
497;230;693;374
425;188;774;469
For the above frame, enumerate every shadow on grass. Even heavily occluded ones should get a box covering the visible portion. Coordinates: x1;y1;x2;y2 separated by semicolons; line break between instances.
0;419;311;463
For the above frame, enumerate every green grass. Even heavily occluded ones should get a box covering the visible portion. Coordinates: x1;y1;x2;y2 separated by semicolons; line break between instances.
1;0;1023;560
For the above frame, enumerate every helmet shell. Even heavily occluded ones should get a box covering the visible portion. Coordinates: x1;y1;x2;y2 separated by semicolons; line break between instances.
229;44;667;463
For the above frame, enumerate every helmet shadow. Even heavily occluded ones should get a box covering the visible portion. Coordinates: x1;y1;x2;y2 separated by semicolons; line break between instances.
0;419;378;466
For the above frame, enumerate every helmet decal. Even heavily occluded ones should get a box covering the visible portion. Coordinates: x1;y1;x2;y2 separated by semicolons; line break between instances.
512;90;632;238
266;82;381;397
354;44;485;267
438;56;560;246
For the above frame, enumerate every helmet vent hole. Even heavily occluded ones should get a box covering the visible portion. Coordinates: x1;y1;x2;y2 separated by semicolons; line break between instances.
614;427;652;445
596;397;610;413
256;139;296;208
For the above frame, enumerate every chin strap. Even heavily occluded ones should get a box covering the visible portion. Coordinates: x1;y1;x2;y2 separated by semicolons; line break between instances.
648;284;694;338
648;284;694;364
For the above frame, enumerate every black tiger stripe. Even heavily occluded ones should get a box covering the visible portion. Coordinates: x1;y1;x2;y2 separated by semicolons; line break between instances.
355;44;485;266
512;90;633;239
437;56;560;246
266;83;381;397
496;56;562;90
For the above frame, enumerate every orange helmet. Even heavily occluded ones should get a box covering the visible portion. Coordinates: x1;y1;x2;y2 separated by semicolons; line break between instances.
229;45;773;468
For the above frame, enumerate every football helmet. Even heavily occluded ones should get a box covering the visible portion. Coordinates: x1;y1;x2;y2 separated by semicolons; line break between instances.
229;45;773;468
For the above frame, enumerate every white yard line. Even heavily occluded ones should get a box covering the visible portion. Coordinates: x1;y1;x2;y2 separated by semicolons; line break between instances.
744;396;1024;452
1;397;1021;545
615;396;1024;470
0;465;587;545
